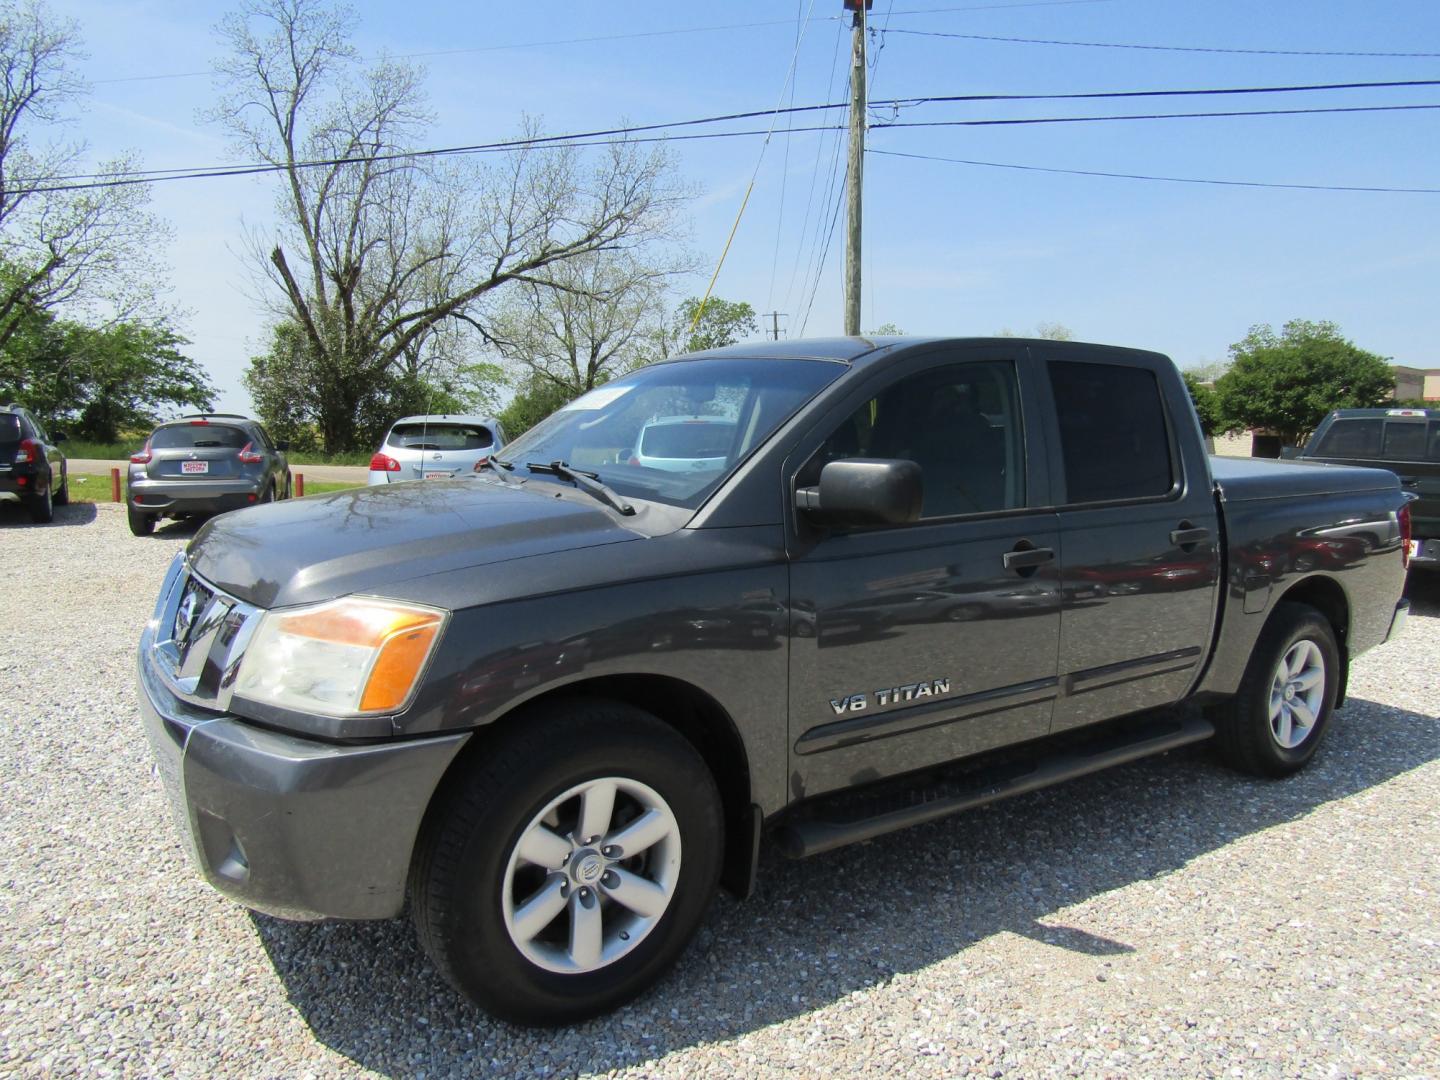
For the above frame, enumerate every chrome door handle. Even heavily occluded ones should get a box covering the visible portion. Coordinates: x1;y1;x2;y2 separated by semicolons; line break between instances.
1003;546;1055;571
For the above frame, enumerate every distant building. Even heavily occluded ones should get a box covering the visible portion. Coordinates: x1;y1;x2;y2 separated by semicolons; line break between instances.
1392;365;1440;402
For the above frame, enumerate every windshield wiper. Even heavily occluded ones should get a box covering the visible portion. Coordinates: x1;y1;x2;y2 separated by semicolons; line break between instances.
526;460;635;516
478;456;522;486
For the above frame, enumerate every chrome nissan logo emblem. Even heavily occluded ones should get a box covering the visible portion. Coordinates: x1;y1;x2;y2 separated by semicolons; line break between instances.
575;853;604;884
175;591;199;641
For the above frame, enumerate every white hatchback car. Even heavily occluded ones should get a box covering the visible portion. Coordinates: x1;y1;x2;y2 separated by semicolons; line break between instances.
368;415;507;485
630;415;737;473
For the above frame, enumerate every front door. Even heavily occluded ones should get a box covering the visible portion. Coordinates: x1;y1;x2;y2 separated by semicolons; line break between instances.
787;348;1063;801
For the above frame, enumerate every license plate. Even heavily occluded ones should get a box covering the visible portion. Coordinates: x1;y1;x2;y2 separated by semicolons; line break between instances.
181;461;208;474
423;472;453;480
1410;540;1422;558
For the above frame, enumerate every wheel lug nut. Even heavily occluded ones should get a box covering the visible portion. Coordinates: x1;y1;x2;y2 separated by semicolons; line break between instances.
602;845;619;858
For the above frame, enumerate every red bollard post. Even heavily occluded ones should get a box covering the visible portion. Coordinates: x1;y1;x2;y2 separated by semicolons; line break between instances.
295;472;304;497
110;467;121;503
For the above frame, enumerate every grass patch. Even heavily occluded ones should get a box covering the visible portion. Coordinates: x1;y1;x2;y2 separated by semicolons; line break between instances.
295;480;365;496
61;439;373;467
63;470;363;504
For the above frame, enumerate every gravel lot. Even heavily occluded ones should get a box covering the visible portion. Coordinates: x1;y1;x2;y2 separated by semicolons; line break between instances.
2;501;1437;1078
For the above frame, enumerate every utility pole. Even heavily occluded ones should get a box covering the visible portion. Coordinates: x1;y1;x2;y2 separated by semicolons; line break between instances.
761;311;787;341
843;0;869;336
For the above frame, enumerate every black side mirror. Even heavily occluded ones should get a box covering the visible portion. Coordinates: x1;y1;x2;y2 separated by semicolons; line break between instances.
795;458;923;526
275;440;290;452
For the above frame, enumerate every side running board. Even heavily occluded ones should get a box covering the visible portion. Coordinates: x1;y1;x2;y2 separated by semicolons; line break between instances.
775;712;1215;859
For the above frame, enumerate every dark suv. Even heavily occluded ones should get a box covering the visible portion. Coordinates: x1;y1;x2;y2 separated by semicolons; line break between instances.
1298;407;1439;570
0;404;67;524
128;414;291;537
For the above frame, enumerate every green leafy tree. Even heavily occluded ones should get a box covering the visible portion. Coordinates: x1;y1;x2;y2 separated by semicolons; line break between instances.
1181;371;1222;438
498;374;575;439
1214;320;1395;446
672;296;757;354
0;306;213;440
866;322;904;336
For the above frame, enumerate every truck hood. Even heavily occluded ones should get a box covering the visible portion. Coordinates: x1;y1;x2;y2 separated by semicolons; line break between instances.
186;478;648;609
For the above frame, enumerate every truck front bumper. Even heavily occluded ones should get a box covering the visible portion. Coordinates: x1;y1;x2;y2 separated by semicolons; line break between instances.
137;632;469;921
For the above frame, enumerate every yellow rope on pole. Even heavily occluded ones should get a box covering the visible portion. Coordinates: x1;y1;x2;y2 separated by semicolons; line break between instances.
689;177;757;336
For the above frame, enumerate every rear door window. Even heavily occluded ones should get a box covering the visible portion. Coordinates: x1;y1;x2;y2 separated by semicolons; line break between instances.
387;423;493;450
151;424;249;449
1048;361;1174;503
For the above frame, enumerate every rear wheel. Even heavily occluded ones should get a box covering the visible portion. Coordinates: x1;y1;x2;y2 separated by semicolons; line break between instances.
27;482;53;524
53;470;69;506
411;700;723;1025
127;504;155;536
1215;602;1339;777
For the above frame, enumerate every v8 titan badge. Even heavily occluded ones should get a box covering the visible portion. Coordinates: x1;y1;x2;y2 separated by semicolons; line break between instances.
830;677;951;715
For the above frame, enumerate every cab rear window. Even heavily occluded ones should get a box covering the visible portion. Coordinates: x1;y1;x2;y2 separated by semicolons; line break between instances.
151;424;249;449
387;423;494;450
1311;418;1440;462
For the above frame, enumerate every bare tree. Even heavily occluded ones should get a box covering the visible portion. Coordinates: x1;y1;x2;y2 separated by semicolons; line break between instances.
214;0;688;452
485;250;690;396
0;0;171;346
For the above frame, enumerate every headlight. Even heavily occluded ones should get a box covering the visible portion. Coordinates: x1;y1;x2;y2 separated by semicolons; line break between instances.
234;597;447;716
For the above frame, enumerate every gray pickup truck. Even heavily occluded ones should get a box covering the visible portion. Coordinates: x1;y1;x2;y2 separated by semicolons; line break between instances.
136;337;1411;1024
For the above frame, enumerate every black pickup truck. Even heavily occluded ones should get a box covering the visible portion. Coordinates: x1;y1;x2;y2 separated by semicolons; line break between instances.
136;337;1411;1024
1296;407;1439;570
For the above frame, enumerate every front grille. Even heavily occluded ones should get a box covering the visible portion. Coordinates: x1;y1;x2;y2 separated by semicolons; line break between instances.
150;557;262;712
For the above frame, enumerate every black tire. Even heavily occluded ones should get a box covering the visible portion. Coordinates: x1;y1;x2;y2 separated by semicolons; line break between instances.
127;504;155;536
1215;602;1340;777
27;482;53;524
53;469;69;506
283;473;292;499
411;699;723;1025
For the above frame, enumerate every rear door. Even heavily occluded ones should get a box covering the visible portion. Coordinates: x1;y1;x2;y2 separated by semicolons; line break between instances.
787;345;1063;798
1033;349;1221;733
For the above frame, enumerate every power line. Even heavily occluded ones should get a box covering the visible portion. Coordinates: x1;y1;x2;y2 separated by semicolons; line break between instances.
16;88;1440;196
869;147;1440;193
876;103;1440;130
34;80;1440;187
885;27;1440;58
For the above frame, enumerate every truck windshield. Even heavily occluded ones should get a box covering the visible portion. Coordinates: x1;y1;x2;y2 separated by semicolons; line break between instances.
499;358;844;509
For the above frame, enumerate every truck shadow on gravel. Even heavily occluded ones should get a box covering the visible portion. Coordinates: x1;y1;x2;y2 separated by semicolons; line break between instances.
250;692;1439;1076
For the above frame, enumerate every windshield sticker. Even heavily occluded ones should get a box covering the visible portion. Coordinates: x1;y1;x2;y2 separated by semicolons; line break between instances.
560;385;630;411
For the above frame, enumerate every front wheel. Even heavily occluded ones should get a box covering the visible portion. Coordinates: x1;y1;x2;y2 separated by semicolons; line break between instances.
1215;602;1340;777
411;700;723;1025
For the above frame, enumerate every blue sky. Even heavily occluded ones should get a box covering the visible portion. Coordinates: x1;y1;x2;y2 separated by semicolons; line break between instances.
46;0;1440;413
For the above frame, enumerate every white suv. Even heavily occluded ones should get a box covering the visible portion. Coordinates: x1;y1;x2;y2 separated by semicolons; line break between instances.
367;415;507;485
